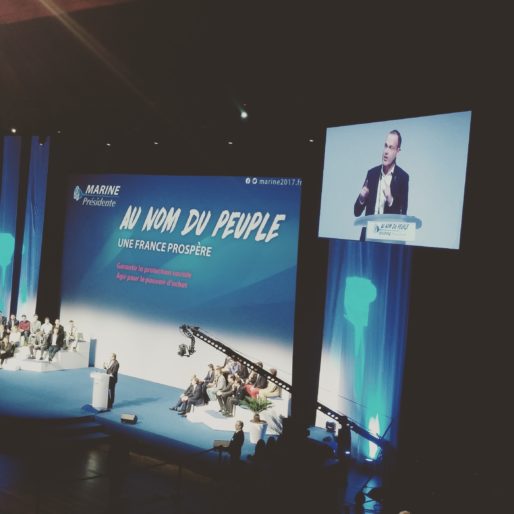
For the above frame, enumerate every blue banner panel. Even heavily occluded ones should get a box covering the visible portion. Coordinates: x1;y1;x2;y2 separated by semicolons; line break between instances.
60;175;302;388
0;136;22;315
17;137;50;317
317;240;411;459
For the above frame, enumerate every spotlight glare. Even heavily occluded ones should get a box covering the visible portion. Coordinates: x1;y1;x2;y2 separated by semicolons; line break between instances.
240;110;248;119
11;127;17;134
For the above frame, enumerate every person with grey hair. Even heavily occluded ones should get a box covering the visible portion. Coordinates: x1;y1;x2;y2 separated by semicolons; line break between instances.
227;420;244;463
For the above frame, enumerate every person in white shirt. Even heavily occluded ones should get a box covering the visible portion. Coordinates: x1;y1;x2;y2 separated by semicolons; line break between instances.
41;317;53;338
66;320;79;350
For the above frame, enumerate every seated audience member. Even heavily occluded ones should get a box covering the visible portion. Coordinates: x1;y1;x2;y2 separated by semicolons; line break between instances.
207;366;227;402
225;377;248;417
29;314;42;342
223;357;244;377
28;329;46;360
216;374;236;414
18;315;31;345
0;323;5;341
7;314;18;333
54;319;65;346
258;368;281;399
202;363;215;385
245;361;268;398
8;325;22;348
235;358;249;380
41;317;53;338
66;320;79;350
47;326;64;362
178;377;204;416
0;335;14;367
0;311;6;327
169;375;197;410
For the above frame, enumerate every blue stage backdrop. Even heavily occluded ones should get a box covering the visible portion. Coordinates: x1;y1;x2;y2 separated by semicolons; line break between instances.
0;136;22;315
317;240;412;459
60;174;302;388
17;137;51;317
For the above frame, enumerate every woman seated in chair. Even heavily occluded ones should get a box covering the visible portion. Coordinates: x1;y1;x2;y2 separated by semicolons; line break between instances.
258;368;281;399
244;361;268;398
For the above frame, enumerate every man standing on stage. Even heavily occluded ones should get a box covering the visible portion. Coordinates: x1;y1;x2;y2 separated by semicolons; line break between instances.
227;420;245;464
354;130;410;240
105;353;120;409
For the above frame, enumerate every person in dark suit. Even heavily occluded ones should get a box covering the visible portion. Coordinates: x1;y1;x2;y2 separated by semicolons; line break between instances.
225;378;248;417
227;420;245;463
178;377;204;416
354;130;410;240
105;353;120;409
46;326;65;361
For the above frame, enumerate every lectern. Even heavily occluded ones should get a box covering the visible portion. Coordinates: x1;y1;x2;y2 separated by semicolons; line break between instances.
354;214;422;243
90;371;109;411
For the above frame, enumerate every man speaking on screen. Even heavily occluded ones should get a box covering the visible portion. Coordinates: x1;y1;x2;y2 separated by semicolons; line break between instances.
354;130;409;240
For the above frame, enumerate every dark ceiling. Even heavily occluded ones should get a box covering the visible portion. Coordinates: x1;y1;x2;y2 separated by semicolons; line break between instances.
1;1;510;140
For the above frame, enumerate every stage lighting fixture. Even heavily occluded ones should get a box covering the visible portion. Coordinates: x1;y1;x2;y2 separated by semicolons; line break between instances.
11;127;17;134
325;421;336;432
240;110;248;119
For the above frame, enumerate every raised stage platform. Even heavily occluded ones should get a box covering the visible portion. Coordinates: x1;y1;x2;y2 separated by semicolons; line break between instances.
0;367;282;461
0;366;382;512
2;339;91;372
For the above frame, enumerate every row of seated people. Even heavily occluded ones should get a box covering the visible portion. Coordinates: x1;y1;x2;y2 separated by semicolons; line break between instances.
169;358;282;418
0;314;80;367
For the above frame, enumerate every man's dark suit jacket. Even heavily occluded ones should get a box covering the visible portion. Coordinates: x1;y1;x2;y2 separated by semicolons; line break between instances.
354;164;409;217
45;331;65;349
107;359;120;383
228;429;244;461
188;384;204;403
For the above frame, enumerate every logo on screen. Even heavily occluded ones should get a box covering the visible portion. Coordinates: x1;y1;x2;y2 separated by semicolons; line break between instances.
73;184;121;208
73;186;84;201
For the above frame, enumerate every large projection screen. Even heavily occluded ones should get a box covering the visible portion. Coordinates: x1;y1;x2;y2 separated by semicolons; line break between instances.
60;175;302;388
319;111;471;249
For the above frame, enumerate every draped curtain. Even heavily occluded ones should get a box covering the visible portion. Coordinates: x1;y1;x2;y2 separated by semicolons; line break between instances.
0;136;22;314
0;136;50;317
318;239;412;458
17;137;50;316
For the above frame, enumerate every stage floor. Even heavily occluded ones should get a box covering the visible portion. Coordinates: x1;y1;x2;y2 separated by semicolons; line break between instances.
0;367;382;512
0;367;259;459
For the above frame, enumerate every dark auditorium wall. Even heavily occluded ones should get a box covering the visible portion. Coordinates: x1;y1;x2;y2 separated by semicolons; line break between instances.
4;2;507;509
